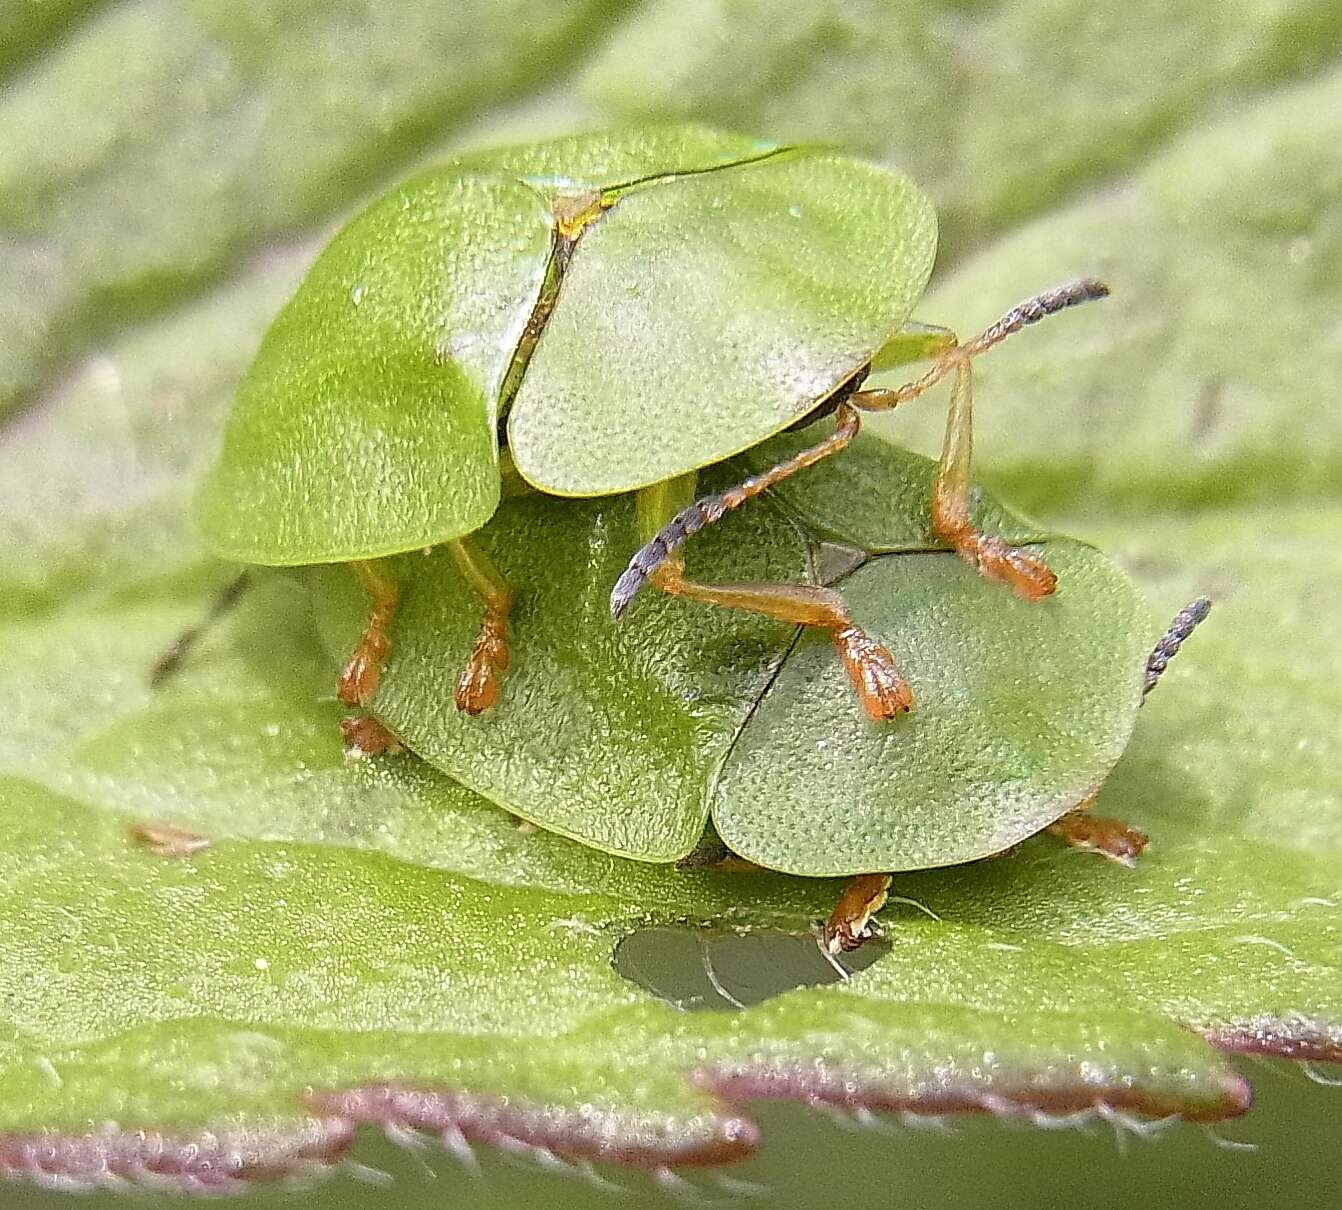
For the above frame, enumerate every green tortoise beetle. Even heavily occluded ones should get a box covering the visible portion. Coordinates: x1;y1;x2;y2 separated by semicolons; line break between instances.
191;125;1203;949
196;125;1105;727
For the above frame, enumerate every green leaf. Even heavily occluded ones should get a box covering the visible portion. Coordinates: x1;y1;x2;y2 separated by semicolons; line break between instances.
583;0;1342;257
2;0;1340;1194
2;539;1336;1176
0;0;627;418
0;774;1255;1168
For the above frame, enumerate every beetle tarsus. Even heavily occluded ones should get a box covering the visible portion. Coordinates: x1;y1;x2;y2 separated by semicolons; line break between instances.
1143;597;1212;697
340;715;406;758
947;530;1058;601
338;560;401;708
1046;797;1148;867
454;609;511;714
640;556;913;721
822;873;892;954
833;627;913;718
852;279;1104;604
338;633;390;707
922;363;1059;600
443;538;515;714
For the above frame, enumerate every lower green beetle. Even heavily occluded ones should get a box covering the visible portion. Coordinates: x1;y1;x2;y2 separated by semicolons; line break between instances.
193;125;1203;947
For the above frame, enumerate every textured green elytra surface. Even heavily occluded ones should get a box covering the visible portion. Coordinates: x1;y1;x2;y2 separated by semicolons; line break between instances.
711;537;1149;874
309;434;1150;873
506;149;936;495
192;174;553;564
2;0;1342;1193
194;125;936;562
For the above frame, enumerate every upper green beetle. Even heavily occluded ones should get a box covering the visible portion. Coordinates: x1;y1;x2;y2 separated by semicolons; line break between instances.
196;124;1105;732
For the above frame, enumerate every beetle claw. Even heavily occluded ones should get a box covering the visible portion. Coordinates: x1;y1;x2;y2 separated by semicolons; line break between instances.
340;715;405;758
823;918;876;955
338;639;388;707
454;662;501;715
822;873;893;954
1047;810;1149;867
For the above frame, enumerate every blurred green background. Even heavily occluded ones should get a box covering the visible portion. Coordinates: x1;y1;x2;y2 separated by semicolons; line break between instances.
2;1;1340;1206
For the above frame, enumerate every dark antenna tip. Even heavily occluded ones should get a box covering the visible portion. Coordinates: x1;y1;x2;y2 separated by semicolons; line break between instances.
1143;596;1212;699
149;648;185;687
148;570;252;688
609;568;644;620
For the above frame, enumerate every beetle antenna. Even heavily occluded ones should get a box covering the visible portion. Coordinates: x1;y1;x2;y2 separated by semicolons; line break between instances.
959;278;1110;359
610;404;861;618
149;570;253;686
854;279;1110;413
1142;597;1211;699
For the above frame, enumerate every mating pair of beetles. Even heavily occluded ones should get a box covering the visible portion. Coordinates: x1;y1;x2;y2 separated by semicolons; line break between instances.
191;126;1206;951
